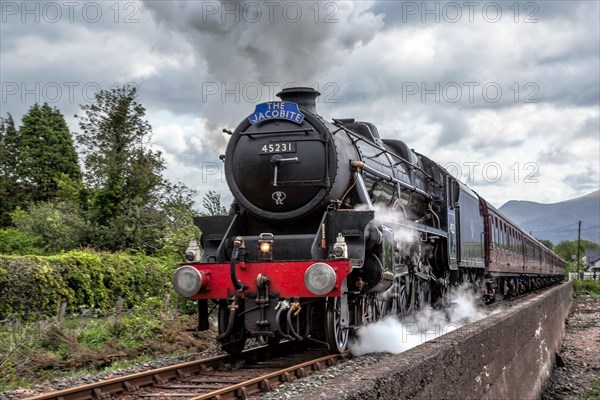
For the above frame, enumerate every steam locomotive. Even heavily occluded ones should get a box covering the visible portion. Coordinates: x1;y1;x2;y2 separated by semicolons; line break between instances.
172;87;565;354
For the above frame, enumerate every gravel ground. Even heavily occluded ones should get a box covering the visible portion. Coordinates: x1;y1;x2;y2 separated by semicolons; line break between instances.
259;352;392;400
542;296;600;399
0;338;270;400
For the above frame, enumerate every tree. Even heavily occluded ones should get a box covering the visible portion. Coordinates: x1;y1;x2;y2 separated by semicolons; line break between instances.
554;240;599;262
76;86;172;252
158;182;200;257
1;107;82;227
0;114;20;226
13;104;81;203
538;239;554;250
201;190;227;216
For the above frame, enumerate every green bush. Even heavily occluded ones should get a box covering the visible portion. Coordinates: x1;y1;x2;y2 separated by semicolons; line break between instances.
0;250;177;320
573;279;600;297
0;228;44;255
11;201;88;253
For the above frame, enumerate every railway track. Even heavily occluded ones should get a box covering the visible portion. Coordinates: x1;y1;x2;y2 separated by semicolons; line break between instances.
27;342;347;400
25;286;556;400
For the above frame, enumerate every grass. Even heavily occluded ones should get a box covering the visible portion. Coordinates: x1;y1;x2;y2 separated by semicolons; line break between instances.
0;300;215;391
573;279;600;300
585;380;600;399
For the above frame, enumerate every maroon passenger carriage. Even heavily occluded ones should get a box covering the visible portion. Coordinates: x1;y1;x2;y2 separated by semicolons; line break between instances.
172;87;565;354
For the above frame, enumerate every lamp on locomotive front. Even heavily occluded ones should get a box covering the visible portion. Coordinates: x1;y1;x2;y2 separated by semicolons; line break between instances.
333;233;348;259
258;232;274;261
184;240;201;262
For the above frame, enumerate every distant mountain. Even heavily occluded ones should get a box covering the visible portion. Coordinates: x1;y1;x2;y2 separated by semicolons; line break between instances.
499;190;600;245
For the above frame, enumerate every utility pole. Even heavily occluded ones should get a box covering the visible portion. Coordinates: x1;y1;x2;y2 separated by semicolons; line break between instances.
577;220;582;279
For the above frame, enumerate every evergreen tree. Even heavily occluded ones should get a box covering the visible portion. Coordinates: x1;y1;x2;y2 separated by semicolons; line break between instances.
12;104;81;204
0;114;26;226
0;114;21;225
76;86;168;251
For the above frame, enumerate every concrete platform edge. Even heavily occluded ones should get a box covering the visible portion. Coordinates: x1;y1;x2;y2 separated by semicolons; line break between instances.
289;282;573;400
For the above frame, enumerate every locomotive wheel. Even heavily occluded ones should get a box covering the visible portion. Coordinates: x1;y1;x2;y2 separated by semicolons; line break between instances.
325;296;349;353
217;303;247;355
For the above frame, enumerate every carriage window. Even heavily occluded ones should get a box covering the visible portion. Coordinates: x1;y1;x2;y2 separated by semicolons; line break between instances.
511;230;515;252
498;223;502;248
519;235;523;253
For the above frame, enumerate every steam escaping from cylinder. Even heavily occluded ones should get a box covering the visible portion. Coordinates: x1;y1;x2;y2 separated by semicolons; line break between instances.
349;286;490;356
354;203;420;244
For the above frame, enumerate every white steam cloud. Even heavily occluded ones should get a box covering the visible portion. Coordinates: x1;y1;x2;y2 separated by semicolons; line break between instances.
350;287;489;356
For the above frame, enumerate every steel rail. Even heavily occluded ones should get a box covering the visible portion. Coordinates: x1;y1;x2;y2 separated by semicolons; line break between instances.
26;344;278;400
24;342;344;400
189;353;346;400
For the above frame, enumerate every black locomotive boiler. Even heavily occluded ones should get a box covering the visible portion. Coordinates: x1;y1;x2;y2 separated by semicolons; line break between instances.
172;87;565;354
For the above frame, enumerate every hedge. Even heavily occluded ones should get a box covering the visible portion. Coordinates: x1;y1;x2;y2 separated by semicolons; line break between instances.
0;250;180;320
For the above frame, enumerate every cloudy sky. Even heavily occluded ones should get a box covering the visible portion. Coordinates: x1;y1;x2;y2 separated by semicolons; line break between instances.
1;0;599;209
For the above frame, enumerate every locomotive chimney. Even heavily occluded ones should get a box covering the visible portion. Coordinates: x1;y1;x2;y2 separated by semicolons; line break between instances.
276;87;321;114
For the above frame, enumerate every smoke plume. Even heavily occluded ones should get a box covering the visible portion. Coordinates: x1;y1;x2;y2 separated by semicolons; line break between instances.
144;1;383;85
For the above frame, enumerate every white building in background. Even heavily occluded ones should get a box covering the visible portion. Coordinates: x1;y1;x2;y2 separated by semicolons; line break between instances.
585;249;600;272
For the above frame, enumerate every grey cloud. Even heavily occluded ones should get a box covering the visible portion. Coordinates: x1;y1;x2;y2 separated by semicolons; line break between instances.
432;107;472;146
563;168;600;192
363;1;600;110
537;147;574;166
143;0;384;84
575;115;600;139
371;1;596;28
2;0;599;206
472;137;526;155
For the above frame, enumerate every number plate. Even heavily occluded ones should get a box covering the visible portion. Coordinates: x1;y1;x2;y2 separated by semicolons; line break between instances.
259;142;297;154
